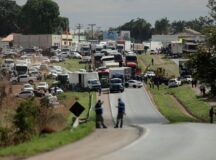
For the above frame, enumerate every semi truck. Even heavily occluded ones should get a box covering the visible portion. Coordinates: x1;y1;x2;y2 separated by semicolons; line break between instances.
171;41;183;55
116;40;131;53
78;42;91;56
109;67;131;82
68;72;101;90
132;43;144;54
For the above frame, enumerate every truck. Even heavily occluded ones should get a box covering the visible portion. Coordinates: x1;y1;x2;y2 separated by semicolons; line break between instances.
171;41;183;55
78;42;91;56
132;43;144;54
68;72;101;90
116;40;131;53
150;41;163;54
109;67;131;83
106;40;116;50
95;44;104;53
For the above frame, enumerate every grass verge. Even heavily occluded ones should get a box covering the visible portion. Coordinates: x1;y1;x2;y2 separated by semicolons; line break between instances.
138;54;210;122
148;85;197;123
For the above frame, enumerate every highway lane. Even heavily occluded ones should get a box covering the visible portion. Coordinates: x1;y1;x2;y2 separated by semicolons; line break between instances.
100;87;216;160
109;87;168;125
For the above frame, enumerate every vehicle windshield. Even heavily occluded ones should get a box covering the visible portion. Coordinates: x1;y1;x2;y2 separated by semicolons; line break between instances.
110;79;122;83
90;80;99;84
126;56;137;62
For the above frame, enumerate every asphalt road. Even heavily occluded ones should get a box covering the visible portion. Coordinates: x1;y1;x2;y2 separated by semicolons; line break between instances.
99;87;216;160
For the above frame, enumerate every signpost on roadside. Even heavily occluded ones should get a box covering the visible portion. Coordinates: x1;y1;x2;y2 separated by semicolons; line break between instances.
70;101;85;129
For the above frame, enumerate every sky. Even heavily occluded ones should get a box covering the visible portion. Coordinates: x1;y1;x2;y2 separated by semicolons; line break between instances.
16;0;209;30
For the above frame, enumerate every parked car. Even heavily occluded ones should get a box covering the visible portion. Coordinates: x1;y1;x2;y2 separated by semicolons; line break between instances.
22;83;34;91
168;78;181;88
29;70;41;80
49;87;64;94
50;56;60;62
42;56;50;63
16;90;34;98
60;52;70;58
36;82;49;90
72;52;82;59
144;71;156;77
184;75;193;83
10;74;37;84
125;80;143;88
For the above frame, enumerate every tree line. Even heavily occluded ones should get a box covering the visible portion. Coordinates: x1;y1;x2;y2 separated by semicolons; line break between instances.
114;16;213;42
0;0;69;36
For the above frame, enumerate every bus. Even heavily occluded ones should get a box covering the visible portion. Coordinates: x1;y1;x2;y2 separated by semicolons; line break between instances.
14;63;29;75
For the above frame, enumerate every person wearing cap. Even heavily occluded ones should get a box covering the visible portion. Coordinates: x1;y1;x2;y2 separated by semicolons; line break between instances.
95;100;107;128
115;98;126;128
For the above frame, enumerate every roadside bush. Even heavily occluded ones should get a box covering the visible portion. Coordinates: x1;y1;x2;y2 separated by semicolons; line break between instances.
13;98;39;142
0;127;14;147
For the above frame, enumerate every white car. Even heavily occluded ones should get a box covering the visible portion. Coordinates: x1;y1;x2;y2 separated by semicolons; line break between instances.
125;80;143;88
50;56;60;62
72;52;82;59
37;82;49;90
42;57;50;63
22;83;34;91
16;91;34;98
60;52;70;58
168;78;181;88
50;87;64;94
144;71;156;77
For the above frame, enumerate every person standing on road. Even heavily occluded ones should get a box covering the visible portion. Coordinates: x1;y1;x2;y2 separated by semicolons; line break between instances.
95;100;107;129
209;106;214;123
115;98;126;128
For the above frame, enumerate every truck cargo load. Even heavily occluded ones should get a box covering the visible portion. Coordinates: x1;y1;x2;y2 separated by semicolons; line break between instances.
68;72;100;90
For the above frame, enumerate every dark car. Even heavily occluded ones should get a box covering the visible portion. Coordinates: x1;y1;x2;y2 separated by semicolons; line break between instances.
109;83;124;93
33;90;45;97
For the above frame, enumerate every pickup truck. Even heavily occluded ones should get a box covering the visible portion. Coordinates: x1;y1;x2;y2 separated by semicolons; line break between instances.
10;74;37;84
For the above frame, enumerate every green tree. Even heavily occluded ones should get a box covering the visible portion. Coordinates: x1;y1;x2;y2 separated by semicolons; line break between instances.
154;18;170;34
117;18;152;42
0;0;21;36
171;20;186;34
208;0;216;21
57;17;70;34
19;0;60;34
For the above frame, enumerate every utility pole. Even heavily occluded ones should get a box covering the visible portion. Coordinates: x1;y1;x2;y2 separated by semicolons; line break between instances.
88;24;96;40
76;24;82;42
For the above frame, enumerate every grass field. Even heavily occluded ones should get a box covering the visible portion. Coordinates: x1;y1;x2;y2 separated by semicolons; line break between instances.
53;59;87;72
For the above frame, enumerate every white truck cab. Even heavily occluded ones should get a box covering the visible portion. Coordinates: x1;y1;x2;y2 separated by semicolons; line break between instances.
87;79;101;90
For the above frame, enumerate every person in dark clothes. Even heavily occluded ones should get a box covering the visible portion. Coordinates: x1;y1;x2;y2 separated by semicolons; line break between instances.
209;107;214;123
95;100;107;128
98;86;102;96
115;98;126;128
151;58;154;65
